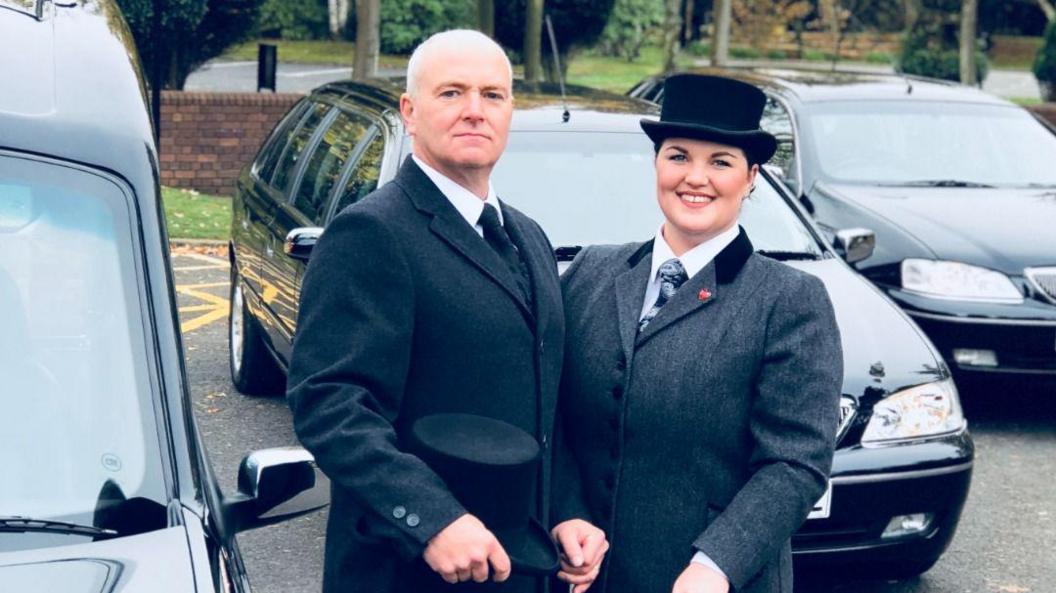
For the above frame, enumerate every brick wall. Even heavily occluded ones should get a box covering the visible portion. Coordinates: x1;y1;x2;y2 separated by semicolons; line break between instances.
1029;104;1056;128
159;91;304;196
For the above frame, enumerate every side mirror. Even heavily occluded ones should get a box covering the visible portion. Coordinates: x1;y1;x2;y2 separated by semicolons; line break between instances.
833;228;876;265
284;227;323;262
224;447;329;533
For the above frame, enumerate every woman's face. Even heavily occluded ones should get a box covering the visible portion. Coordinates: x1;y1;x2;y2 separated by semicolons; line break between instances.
655;137;758;256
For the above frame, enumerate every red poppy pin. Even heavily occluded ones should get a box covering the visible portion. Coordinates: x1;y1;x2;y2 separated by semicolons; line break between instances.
698;288;712;302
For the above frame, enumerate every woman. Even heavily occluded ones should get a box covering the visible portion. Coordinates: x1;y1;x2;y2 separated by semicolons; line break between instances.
551;75;843;593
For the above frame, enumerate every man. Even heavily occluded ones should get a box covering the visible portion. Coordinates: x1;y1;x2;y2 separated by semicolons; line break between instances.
287;30;605;593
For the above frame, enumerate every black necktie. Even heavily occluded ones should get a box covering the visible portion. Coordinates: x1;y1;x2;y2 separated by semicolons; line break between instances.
639;258;687;331
478;204;532;305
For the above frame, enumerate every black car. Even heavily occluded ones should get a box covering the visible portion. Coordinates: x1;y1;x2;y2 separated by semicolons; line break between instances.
0;1;325;590
230;78;973;579
632;68;1056;386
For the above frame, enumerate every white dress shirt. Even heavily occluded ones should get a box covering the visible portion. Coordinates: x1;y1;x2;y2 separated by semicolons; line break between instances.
413;155;502;236
638;222;740;582
639;223;741;319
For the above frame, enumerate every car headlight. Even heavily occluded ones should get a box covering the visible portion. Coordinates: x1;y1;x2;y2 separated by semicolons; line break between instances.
862;379;965;444
901;259;1022;303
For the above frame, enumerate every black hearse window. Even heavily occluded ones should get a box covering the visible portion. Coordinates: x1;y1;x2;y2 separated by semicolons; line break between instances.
253;100;310;183
272;102;332;194
761;97;798;193
0;153;168;547
292;111;373;224
331;133;384;216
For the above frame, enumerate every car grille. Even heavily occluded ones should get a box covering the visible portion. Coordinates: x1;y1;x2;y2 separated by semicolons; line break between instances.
836;396;856;445
1025;267;1056;304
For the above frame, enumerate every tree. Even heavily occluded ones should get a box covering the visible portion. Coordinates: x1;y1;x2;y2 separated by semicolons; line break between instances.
330;0;351;36
494;0;615;81
354;0;380;81
478;0;495;35
662;0;682;73
1037;0;1055;22
960;0;979;84
117;0;263;90
525;0;545;81
711;0;731;66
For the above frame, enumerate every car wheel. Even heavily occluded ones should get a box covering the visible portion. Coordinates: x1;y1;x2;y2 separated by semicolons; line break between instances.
229;267;284;396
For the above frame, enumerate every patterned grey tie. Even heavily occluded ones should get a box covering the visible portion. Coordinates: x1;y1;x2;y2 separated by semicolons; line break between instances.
639;258;688;332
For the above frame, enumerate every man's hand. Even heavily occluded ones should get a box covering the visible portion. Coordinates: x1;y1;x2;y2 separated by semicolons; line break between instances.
551;519;609;593
423;514;511;584
671;562;729;593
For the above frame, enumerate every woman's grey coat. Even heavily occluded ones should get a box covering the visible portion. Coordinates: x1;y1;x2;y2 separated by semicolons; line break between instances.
553;230;842;593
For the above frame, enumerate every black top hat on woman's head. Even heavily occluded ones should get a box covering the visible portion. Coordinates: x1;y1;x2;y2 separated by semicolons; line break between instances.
640;74;778;165
408;414;560;576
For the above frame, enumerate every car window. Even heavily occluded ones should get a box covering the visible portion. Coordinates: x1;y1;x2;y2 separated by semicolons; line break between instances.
253;100;310;183
271;102;332;194
803;101;1056;186
292;111;374;224
761;97;798;193
488;131;821;255
331;132;385;218
0;153;167;549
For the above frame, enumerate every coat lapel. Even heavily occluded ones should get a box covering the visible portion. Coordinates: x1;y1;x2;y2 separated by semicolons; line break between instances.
502;205;549;325
635;228;754;348
614;241;654;364
395;158;533;320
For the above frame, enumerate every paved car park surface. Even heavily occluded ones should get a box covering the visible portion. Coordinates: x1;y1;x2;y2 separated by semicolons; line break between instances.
173;248;1056;593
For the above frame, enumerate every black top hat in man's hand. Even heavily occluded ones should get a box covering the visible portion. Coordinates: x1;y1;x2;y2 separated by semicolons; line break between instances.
640;74;778;165
408;414;560;576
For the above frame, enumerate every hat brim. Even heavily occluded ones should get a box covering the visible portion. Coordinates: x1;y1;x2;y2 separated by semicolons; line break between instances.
640;118;777;164
496;517;561;576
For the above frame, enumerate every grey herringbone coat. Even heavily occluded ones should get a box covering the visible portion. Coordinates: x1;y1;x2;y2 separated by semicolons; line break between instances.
552;230;842;593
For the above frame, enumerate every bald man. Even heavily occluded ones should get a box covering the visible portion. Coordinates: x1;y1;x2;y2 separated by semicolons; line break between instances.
287;30;604;593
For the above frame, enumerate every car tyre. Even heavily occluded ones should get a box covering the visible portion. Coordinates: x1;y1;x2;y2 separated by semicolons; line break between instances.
229;267;284;396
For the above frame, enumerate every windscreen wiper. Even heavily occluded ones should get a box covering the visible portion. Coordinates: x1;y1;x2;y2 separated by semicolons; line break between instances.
758;250;821;261
0;516;118;537
894;179;995;188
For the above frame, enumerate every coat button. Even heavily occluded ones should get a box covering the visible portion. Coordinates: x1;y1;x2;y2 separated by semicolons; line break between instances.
611;385;623;399
406;513;420;527
392;506;407;519
538;340;545;353
541;433;549;449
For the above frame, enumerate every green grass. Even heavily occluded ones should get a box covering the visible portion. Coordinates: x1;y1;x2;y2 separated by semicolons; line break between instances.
566;46;695;93
222;39;409;69
162;187;231;241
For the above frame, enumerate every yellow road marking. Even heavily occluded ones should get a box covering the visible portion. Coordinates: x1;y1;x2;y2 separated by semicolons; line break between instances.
176;282;229;334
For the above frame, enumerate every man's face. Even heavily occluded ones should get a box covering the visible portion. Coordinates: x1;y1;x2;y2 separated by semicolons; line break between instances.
400;47;513;182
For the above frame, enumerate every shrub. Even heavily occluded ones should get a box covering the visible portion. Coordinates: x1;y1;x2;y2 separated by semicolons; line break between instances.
597;0;664;61
257;0;328;40
1034;21;1056;84
379;0;475;55
765;48;787;60
684;40;711;56
897;27;989;83
803;48;826;61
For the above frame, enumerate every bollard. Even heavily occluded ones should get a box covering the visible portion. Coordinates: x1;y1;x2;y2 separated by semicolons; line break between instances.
257;43;277;93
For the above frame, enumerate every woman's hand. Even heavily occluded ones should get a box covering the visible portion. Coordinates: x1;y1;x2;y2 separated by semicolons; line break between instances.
671;562;729;593
551;519;609;593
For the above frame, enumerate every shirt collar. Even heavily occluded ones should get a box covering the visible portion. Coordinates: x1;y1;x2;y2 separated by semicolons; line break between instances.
650;223;741;281
413;155;502;227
